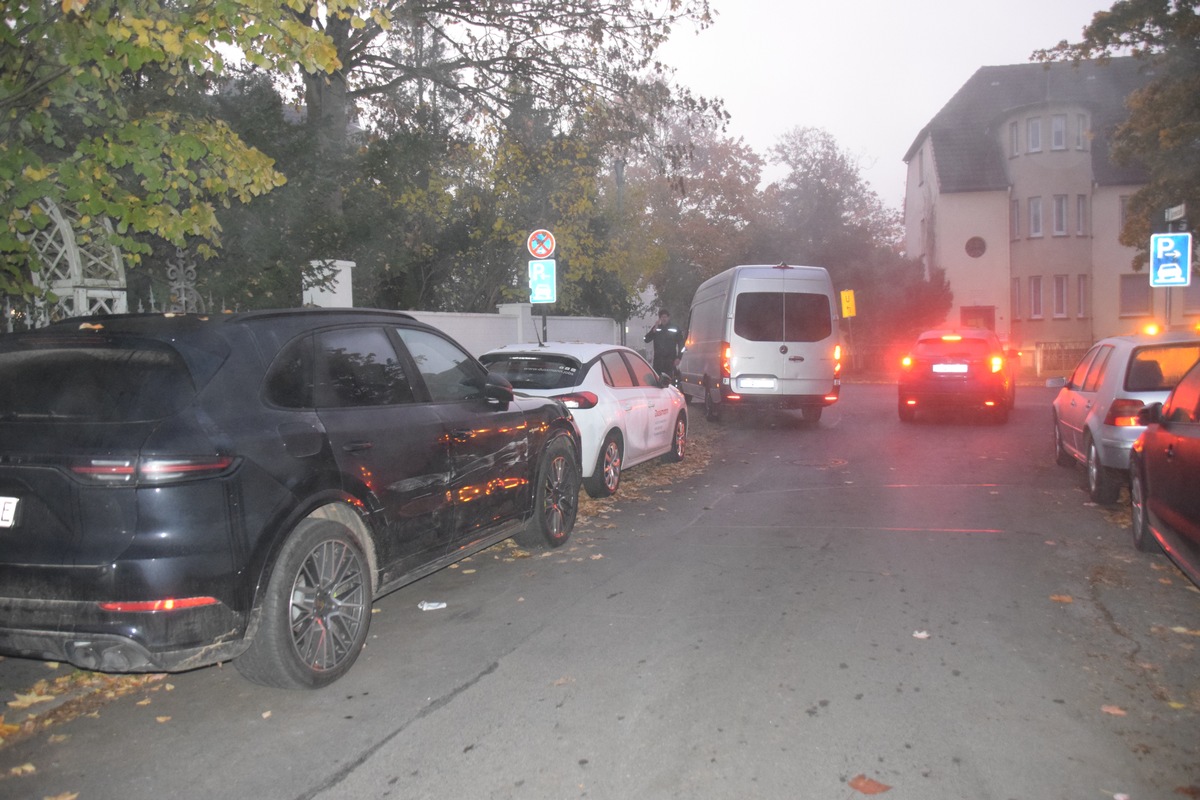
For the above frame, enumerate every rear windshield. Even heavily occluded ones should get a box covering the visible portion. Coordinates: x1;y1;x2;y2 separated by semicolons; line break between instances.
0;336;196;422
733;292;832;342
914;337;993;360
480;354;581;390
1125;344;1200;391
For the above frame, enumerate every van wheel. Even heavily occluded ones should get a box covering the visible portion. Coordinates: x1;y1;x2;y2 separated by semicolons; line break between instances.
235;519;371;689
799;406;822;426
898;402;915;422
704;388;720;422
584;433;622;498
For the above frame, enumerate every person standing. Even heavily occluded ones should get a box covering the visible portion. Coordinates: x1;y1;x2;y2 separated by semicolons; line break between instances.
644;309;683;378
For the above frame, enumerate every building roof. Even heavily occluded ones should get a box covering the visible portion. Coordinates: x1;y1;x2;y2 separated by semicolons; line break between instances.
905;57;1154;193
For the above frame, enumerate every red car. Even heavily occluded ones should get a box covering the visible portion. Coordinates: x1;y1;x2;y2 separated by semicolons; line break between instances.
1129;358;1200;587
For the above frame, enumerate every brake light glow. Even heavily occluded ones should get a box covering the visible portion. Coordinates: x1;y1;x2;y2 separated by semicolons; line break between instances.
554;391;598;409
990;355;1004;373
1104;398;1145;427
941;334;963;341
721;342;731;378
901;355;913;369
833;344;842;375
98;597;219;613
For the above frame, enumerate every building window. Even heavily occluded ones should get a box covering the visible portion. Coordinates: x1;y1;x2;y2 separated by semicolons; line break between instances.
1027;118;1042;152
1010;121;1020;156
1010;199;1020;239
1119;274;1152;316
1076;114;1089;149
1053;275;1068;318
1077;275;1088;318
1029;197;1043;237
1012;278;1021;320
1053;195;1068;236
1076;195;1089;236
1052;115;1067;150
1029;276;1044;319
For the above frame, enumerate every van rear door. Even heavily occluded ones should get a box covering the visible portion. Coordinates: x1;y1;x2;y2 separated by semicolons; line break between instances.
730;269;836;398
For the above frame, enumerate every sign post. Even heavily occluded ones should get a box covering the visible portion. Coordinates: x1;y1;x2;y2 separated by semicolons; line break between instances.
527;229;557;340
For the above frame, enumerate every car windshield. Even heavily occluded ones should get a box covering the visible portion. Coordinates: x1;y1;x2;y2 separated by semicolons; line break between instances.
914;337;992;360
0;336;196;422
481;354;581;390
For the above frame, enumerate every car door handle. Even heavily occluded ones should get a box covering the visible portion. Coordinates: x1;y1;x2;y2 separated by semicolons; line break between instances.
788;355;805;362
342;441;374;453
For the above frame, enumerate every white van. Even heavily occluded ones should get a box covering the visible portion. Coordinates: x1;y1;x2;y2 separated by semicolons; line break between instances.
678;264;842;423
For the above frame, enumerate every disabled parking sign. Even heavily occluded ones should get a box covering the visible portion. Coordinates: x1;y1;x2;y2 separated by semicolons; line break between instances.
1149;233;1192;287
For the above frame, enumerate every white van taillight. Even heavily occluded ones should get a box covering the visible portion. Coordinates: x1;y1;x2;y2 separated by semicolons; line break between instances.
834;344;842;375
721;342;731;378
554;391;598;410
70;456;236;485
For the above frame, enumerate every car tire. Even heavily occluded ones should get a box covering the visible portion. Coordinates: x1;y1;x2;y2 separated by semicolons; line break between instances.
1008;385;1017;409
1053;416;1075;467
1129;461;1161;553
1086;436;1121;505
584;433;622;498
663;413;686;463
515;434;579;549
898;401;915;423
993;404;1009;424
235;518;372;689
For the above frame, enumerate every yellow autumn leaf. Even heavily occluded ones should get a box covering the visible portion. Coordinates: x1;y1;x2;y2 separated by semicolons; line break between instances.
1101;705;1127;716
61;0;87;14
45;793;79;800
9;762;36;777
1170;626;1200;636
1050;594;1073;604
8;692;54;709
155;716;171;723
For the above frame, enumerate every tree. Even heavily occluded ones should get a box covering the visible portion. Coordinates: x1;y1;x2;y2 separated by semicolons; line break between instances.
0;0;354;298
1034;0;1200;265
288;0;720;222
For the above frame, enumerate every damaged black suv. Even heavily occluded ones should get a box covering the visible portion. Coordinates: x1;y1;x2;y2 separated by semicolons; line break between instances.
0;310;581;688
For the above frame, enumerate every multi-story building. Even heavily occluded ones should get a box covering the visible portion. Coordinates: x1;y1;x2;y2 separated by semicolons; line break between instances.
903;57;1194;373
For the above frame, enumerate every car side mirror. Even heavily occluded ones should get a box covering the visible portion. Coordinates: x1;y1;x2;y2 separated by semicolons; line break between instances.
482;372;515;403
1045;376;1067;389
658;372;674;389
1137;402;1163;426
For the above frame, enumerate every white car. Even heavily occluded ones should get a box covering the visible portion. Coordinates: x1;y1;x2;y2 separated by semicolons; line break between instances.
481;342;687;498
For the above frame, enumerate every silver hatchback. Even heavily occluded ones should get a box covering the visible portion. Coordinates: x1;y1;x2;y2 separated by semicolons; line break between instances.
1050;331;1200;503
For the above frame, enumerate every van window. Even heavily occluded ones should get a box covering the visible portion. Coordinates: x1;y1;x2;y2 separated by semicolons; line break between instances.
734;292;832;343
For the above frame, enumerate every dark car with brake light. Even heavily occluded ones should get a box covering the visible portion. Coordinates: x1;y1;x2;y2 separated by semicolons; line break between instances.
0;309;582;689
897;328;1017;423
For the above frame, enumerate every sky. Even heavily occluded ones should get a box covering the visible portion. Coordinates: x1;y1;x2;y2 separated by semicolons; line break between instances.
656;0;1115;210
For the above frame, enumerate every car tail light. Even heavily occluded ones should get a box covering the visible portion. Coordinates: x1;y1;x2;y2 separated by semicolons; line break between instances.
70;456;236;485
834;344;842;375
901;355;914;370
554;391;598;410
721;342;731;379
990;355;1004;373
98;596;220;612
1104;398;1146;427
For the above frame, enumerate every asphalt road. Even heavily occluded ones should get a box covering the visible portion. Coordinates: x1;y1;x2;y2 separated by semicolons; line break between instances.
1;383;1198;800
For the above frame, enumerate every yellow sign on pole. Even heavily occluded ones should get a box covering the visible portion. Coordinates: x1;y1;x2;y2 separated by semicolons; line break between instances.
840;289;856;318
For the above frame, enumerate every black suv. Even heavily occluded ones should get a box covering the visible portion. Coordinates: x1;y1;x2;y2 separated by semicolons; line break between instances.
898;328;1018;423
0;310;581;688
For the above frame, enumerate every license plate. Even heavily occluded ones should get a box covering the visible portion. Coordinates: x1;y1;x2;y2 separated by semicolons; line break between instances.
739;377;776;389
0;497;17;528
932;364;968;374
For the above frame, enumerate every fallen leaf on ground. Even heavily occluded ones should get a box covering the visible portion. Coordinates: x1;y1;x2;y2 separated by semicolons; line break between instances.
7;692;54;709
1050;595;1074;604
155;716;171;723
8;762;36;777
1102;705;1127;716
262;711;272;720
44;794;79;800
912;631;930;639
1170;627;1200;636
848;774;891;794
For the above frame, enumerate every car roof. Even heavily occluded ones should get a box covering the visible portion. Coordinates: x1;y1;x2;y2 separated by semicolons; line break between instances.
481;341;632;361
915;328;1000;341
1094;330;1200;348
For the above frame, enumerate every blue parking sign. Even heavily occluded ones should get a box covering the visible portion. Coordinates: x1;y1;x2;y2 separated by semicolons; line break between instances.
528;259;557;303
1149;233;1192;287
